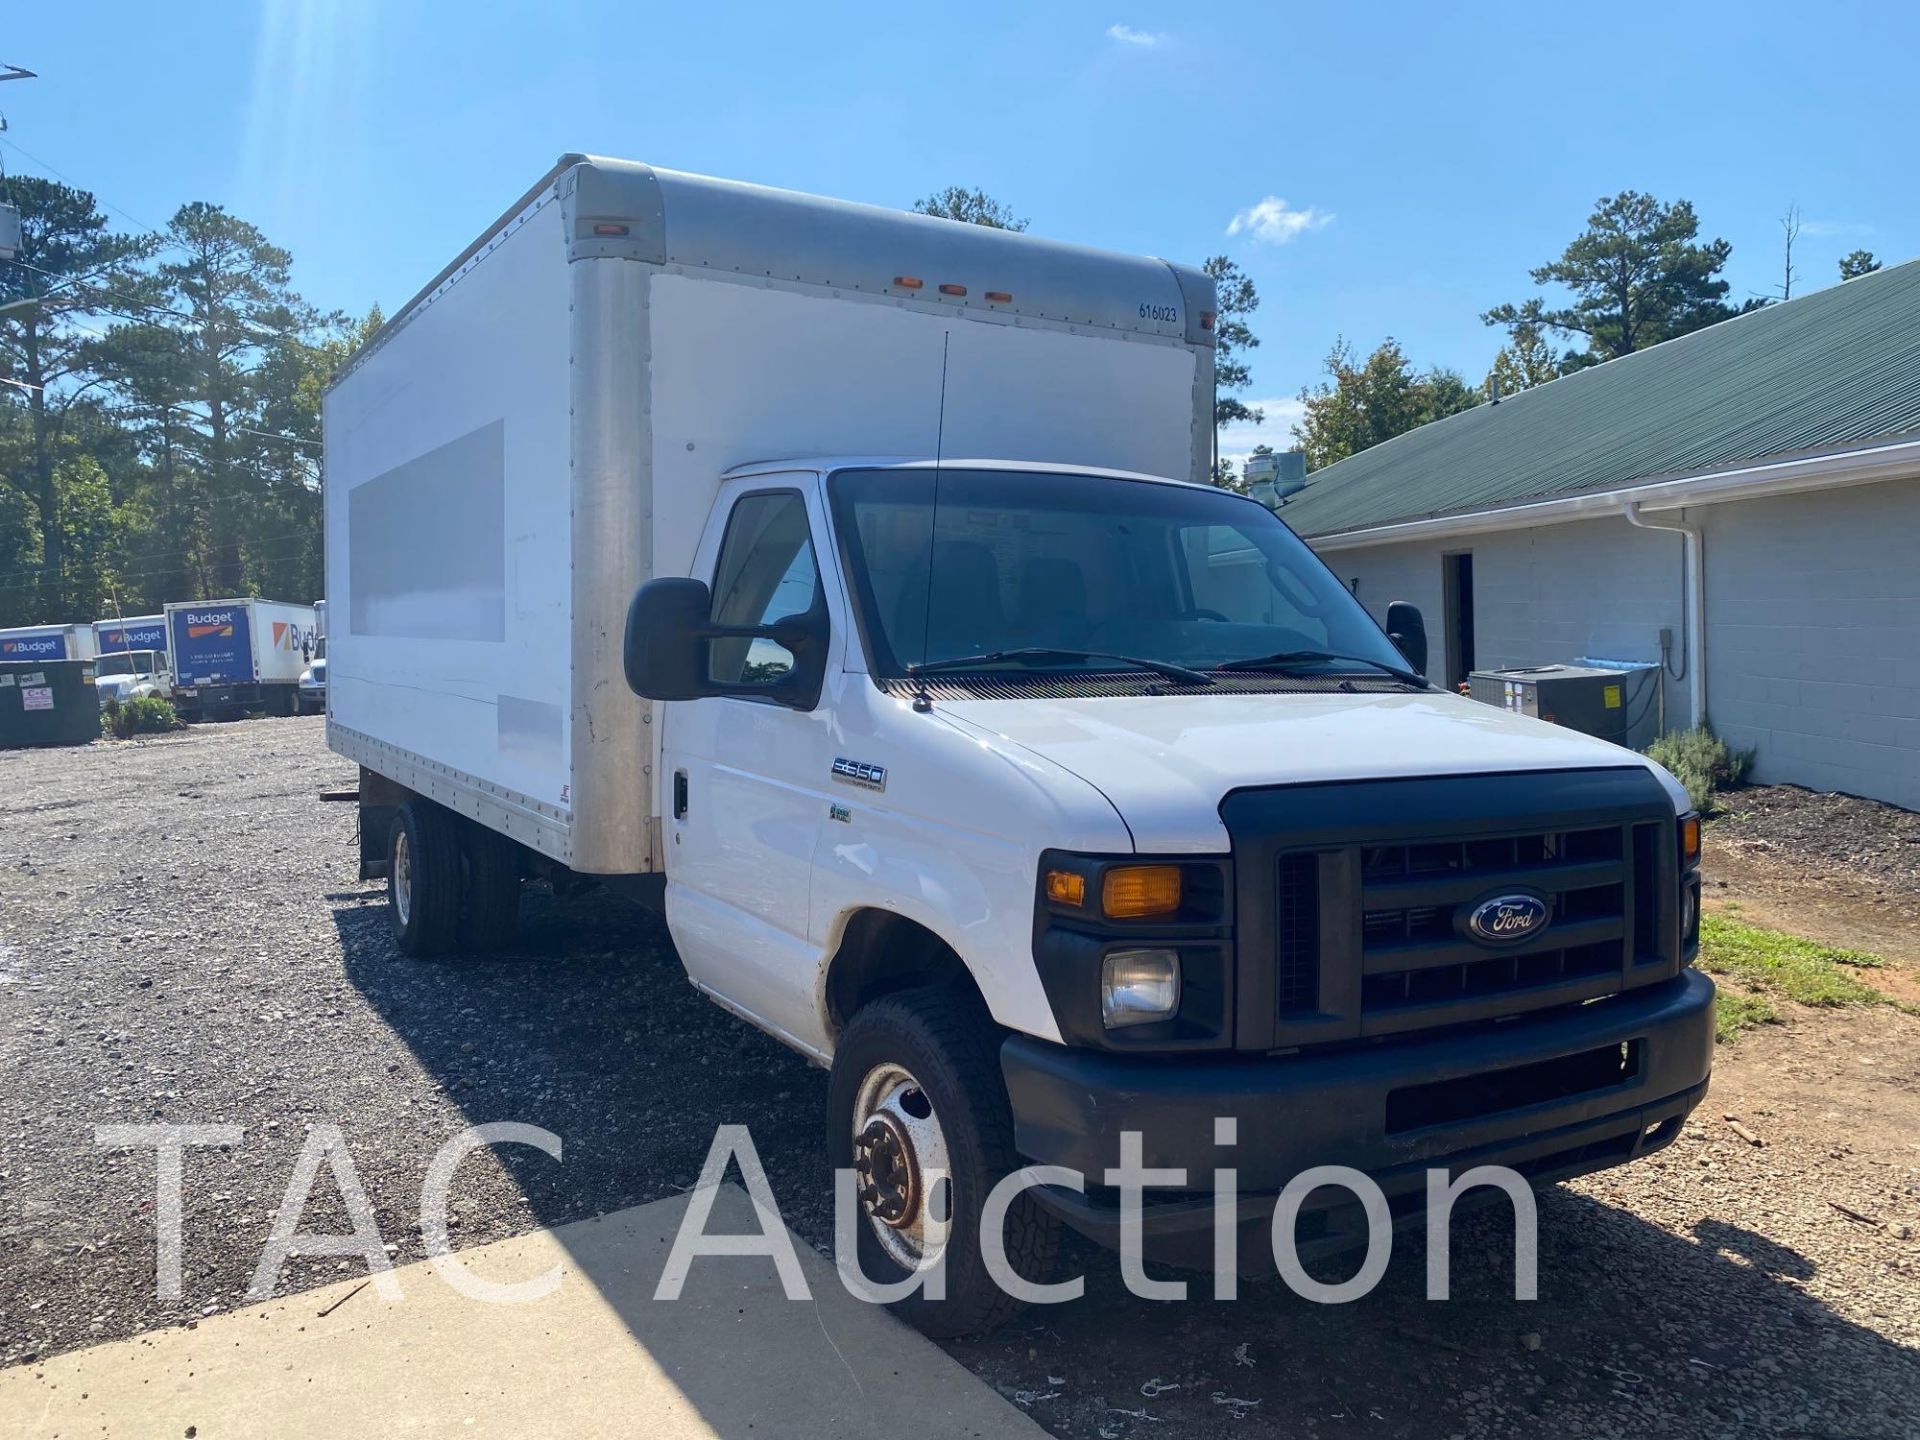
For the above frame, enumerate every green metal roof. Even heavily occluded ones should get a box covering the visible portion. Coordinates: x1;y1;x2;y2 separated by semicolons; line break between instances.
1280;256;1920;539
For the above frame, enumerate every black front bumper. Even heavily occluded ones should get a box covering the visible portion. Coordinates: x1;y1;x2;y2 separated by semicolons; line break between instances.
1001;969;1715;1268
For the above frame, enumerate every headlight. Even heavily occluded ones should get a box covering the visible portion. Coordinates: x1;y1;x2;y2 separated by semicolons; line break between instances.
1101;949;1180;1028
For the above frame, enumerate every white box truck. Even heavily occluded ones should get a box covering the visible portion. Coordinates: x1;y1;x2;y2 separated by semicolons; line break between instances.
0;622;98;663
163;598;319;719
91;613;174;704
326;156;1713;1335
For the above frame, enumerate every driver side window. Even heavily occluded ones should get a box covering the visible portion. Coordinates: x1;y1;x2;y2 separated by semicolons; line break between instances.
708;491;821;686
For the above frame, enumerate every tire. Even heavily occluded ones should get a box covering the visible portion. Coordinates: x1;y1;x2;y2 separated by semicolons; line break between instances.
827;983;1061;1339
458;823;522;951
387;799;462;957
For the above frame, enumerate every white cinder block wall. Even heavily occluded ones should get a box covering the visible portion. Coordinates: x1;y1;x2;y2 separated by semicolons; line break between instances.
1310;516;1693;728
1304;475;1920;810
1704;479;1920;810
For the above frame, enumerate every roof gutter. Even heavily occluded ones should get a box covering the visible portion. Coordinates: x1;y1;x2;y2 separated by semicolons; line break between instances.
1305;433;1920;553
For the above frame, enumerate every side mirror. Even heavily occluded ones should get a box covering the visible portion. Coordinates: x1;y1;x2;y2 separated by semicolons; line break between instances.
624;578;713;700
623;577;825;708
1385;600;1428;677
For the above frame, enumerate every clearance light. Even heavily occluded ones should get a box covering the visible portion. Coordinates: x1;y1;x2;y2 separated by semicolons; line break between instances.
1045;870;1087;908
1679;814;1702;868
985;291;1013;304
893;275;924;289
938;283;967;296
1102;865;1182;919
1199;311;1217;331
592;223;631;237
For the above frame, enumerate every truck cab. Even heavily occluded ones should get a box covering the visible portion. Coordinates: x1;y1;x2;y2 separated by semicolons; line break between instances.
92;650;173;705
620;455;1713;1326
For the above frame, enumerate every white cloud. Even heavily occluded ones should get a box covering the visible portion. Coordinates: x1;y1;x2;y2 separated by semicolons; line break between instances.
1226;196;1333;244
1106;23;1165;46
1218;397;1307;473
1799;218;1873;239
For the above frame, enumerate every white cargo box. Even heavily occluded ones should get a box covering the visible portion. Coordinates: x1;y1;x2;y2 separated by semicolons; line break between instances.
0;622;99;663
324;154;1216;874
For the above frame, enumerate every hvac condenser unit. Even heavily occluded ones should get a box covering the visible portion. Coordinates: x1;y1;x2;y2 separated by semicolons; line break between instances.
1468;663;1659;750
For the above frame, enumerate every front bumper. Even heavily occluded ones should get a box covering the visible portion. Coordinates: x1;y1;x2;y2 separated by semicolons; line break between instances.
1001;969;1714;1268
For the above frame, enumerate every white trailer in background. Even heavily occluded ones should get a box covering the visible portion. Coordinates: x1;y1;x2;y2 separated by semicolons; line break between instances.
0;622;99;663
163;597;319;719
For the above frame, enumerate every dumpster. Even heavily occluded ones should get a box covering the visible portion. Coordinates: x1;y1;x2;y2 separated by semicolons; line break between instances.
0;658;100;747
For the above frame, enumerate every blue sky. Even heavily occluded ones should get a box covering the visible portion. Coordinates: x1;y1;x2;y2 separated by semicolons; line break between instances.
6;1;1915;457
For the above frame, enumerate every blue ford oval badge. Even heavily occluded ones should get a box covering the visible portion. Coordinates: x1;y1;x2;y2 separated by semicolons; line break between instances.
1466;892;1550;944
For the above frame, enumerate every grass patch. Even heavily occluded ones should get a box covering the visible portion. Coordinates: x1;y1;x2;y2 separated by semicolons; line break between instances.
1699;912;1904;1040
1712;989;1778;1043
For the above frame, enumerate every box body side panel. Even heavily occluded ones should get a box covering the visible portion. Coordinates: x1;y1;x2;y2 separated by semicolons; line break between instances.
324;196;577;857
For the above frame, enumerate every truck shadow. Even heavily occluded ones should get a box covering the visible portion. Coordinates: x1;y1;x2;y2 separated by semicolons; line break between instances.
331;885;1920;1440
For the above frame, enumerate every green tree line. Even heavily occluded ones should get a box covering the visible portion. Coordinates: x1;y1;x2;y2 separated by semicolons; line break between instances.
0;175;377;629
1292;192;1885;471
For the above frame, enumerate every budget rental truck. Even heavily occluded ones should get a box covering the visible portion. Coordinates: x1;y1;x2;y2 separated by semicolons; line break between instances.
164;598;318;719
0;622;99;663
92;613;173;705
325;155;1714;1335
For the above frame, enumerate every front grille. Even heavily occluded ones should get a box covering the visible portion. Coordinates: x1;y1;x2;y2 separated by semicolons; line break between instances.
1356;823;1628;1028
1224;769;1681;1051
1275;852;1320;1012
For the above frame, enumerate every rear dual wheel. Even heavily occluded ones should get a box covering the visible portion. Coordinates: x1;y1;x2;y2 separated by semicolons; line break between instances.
386;800;522;957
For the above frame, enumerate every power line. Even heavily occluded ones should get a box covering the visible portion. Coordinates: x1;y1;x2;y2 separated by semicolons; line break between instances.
0;133;175;239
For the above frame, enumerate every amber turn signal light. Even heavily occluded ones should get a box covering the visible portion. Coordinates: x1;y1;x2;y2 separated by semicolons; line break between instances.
1101;865;1182;919
1045;870;1087;907
1679;814;1702;867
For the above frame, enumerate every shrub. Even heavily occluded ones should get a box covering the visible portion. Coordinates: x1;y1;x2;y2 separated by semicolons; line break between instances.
1644;724;1753;814
100;694;181;739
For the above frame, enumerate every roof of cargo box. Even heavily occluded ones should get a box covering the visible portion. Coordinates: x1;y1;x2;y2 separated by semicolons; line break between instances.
335;154;1216;387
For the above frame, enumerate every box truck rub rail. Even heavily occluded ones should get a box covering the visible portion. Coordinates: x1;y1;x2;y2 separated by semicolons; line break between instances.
325;154;1712;1338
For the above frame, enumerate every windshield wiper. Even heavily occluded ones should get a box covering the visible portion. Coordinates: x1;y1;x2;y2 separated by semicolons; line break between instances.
1214;649;1427;687
908;647;1213;686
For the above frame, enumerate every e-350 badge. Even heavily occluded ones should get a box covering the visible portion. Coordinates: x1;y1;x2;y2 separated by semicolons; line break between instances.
831;757;886;792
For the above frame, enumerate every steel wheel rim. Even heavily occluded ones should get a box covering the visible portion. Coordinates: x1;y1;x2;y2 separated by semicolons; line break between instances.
393;829;413;927
851;1061;951;1270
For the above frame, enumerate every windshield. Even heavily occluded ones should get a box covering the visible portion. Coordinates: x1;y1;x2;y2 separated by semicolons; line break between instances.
828;468;1413;681
95;651;158;678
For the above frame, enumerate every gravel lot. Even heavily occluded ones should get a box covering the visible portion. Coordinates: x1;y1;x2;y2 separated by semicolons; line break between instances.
3;720;1918;1438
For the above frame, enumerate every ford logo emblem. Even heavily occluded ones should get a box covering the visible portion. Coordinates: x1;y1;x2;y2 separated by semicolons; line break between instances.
1466;892;1550;944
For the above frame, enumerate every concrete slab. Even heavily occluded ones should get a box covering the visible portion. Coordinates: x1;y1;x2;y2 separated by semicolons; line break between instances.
0;1185;1045;1439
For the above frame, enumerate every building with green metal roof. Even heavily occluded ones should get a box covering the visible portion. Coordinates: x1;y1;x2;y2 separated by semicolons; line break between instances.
1280;259;1920;810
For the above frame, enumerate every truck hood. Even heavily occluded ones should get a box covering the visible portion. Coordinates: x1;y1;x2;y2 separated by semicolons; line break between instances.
936;689;1684;852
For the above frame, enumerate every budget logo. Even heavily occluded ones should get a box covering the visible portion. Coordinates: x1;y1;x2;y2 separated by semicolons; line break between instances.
271;622;309;651
1;636;60;657
185;610;236;639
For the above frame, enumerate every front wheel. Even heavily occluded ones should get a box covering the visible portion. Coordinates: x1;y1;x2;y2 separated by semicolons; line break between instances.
826;984;1060;1338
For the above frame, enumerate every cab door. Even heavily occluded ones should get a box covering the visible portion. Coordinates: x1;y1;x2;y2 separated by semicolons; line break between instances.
661;477;843;1054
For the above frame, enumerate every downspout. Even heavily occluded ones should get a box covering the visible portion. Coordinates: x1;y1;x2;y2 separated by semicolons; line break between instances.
1624;502;1706;728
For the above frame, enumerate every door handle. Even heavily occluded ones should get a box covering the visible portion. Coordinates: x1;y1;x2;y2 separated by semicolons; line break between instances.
673;769;689;819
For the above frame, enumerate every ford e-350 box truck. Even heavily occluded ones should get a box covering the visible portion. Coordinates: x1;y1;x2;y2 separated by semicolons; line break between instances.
163;597;318;718
326;154;1713;1335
